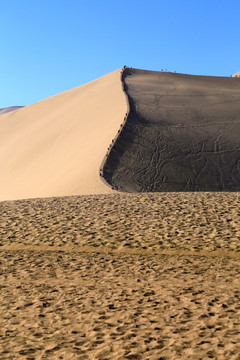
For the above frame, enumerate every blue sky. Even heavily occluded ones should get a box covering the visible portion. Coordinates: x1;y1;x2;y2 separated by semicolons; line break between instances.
1;0;240;107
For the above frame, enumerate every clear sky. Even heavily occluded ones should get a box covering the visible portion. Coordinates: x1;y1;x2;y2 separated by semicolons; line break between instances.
1;0;240;107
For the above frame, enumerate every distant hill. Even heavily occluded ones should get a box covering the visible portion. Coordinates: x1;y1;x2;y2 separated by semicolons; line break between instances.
0;106;24;115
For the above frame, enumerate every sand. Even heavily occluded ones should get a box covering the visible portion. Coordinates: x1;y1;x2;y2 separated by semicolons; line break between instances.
1;67;240;359
104;68;240;192
1;192;240;359
232;71;240;77
2;67;240;200
0;69;127;201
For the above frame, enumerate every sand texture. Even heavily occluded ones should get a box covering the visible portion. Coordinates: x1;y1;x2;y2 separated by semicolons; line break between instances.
1;67;240;359
104;68;240;192
1;192;240;359
0;69;127;201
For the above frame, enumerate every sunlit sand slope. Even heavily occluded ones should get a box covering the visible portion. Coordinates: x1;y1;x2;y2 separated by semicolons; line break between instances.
104;68;240;191
0;69;127;200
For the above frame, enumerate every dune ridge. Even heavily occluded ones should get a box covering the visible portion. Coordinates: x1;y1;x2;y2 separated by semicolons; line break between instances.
100;67;130;190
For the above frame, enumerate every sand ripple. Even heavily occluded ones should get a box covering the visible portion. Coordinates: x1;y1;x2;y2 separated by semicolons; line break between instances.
0;192;239;359
0;193;239;253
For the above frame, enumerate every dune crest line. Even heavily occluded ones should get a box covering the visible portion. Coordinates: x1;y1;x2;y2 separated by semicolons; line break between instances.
100;65;130;190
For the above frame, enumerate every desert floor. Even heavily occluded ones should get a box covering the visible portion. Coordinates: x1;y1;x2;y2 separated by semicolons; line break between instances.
0;192;240;359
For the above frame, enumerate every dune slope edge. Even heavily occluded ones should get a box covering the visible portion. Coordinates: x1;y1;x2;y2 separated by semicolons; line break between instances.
0;69;127;201
103;68;240;192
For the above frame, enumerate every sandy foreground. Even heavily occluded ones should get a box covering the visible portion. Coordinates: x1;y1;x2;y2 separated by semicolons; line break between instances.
0;192;240;359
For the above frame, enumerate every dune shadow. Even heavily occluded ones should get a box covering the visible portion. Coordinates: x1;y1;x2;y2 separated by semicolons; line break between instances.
103;68;240;192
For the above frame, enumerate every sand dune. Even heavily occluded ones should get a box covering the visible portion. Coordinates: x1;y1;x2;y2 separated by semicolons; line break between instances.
232;71;240;77
1;67;240;200
104;68;240;192
0;69;127;201
1;67;240;358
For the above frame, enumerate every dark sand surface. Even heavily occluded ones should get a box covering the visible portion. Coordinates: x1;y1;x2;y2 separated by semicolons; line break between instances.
0;192;240;359
103;69;240;192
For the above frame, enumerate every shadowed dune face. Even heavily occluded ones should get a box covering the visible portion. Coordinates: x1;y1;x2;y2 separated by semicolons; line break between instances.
0;106;24;115
104;68;240;192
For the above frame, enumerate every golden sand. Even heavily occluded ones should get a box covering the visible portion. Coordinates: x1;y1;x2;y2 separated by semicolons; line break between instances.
0;192;239;359
0;69;127;200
